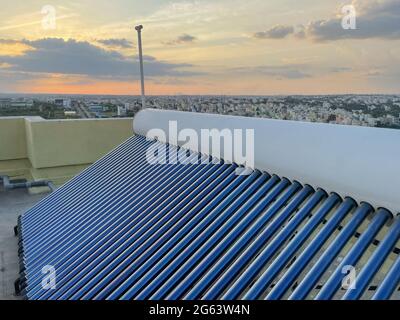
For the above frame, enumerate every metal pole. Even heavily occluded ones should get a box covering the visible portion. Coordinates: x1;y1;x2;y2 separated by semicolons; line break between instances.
135;25;146;108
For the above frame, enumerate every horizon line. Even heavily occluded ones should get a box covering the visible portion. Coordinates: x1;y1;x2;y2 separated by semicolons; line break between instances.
1;92;400;97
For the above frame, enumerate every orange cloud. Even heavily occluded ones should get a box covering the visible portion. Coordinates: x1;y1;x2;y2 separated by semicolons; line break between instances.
0;41;34;56
0;62;13;68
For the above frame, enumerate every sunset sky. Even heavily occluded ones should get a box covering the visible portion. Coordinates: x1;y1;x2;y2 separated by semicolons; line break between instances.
0;0;399;95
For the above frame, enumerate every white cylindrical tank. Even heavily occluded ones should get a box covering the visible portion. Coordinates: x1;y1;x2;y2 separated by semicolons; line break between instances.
134;108;400;216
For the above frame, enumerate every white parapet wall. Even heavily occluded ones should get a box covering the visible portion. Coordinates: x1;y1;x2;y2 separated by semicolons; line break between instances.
134;108;400;216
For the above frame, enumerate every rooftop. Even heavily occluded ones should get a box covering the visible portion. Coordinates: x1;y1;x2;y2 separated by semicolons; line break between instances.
0;187;48;300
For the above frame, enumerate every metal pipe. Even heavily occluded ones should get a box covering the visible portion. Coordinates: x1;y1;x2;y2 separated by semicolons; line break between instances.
23;141;167;256
342;217;400;300
120;175;280;300
108;170;260;301
315;208;392;300
21;136;142;227
144;178;293;300
372;255;400;300
183;182;302;300
26;150;213;298
265;198;356;300
119;175;282;300
26;152;223;297
221;189;327;300
0;175;56;192
140;174;270;301
244;193;342;300
49;164;235;300
288;202;373;300
21;137;150;236
135;25;146;108
202;185;314;300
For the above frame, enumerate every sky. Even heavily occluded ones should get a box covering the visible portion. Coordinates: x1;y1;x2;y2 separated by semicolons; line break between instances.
0;0;399;95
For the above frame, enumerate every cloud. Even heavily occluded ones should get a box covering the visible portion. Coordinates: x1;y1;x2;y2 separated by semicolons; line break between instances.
0;13;78;32
96;38;135;49
0;39;34;57
330;67;353;73
305;0;400;41
293;25;306;39
177;34;197;43
253;1;400;42
253;25;294;39
0;39;20;44
0;38;199;80
163;34;197;45
0;69;44;92
0;62;13;68
366;70;383;77
231;65;311;79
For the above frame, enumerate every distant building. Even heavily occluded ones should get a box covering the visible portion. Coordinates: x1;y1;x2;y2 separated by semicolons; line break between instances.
54;99;72;109
0;98;11;108
63;99;72;109
10;102;33;108
55;99;64;107
117;106;127;117
89;105;105;113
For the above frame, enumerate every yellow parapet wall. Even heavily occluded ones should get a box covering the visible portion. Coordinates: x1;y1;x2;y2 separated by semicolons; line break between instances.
24;117;133;169
0;116;133;188
0;117;29;161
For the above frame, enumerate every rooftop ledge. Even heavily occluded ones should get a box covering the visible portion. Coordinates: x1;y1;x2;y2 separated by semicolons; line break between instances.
134;109;400;216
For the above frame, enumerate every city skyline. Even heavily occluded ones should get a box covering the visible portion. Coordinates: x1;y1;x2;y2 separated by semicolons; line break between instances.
1;0;400;95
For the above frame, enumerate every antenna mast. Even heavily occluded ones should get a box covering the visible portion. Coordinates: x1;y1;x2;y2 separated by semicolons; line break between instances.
135;25;146;108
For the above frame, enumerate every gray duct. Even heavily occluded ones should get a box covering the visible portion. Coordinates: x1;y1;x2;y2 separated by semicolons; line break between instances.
0;175;56;192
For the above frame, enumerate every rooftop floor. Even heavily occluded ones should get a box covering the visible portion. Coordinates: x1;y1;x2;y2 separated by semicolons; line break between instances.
0;187;48;300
